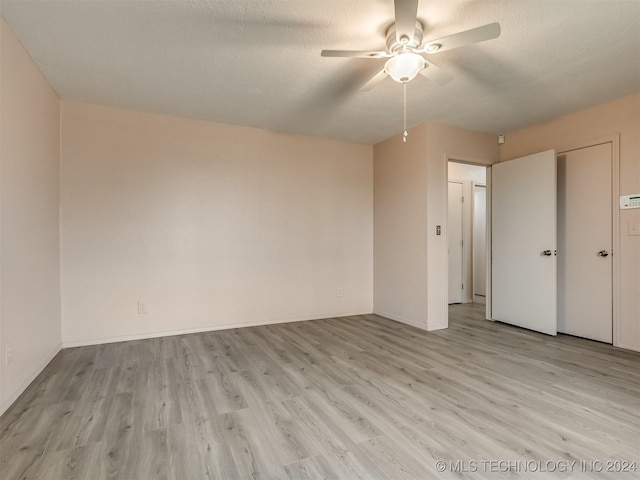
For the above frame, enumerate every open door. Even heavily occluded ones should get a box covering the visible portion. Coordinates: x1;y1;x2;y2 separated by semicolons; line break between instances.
492;150;557;335
473;184;487;303
448;181;464;303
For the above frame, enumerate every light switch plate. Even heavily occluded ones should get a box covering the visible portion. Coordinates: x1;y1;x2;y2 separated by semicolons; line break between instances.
628;223;640;236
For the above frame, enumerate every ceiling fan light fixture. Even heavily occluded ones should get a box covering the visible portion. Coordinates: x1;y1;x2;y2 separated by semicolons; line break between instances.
385;52;425;83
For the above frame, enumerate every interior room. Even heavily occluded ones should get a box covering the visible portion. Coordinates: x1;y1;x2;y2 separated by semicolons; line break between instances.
447;161;487;306
1;1;639;478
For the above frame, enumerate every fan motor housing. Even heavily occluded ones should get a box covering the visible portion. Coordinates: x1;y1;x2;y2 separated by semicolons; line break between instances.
386;21;424;53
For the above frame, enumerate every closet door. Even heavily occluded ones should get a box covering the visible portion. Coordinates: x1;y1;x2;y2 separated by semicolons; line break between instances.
558;143;612;343
492;150;557;335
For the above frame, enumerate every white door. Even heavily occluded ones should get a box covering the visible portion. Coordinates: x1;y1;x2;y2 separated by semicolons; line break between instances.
473;185;487;299
558;143;612;343
492;150;557;335
448;181;463;304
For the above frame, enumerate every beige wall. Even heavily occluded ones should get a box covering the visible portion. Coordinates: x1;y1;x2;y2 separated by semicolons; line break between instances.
426;123;500;329
501;93;640;351
373;124;429;327
60;102;373;345
0;17;61;414
378;104;636;345
374;123;498;329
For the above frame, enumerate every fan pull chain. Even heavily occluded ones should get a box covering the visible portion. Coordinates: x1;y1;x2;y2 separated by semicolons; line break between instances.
403;82;408;143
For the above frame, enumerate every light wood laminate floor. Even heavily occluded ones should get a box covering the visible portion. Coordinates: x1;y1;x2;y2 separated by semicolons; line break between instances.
1;304;639;479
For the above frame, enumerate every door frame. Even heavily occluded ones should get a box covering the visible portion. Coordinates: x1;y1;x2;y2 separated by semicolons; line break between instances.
557;134;620;346
472;182;487;303
445;159;493;323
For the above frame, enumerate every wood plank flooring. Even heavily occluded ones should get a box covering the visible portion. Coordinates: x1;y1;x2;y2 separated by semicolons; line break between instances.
1;303;638;479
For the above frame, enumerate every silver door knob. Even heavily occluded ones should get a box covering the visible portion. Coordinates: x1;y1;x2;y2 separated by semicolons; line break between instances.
597;250;609;257
541;250;553;256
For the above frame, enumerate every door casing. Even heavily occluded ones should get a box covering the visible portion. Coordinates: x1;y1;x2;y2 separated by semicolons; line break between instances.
445;159;492;321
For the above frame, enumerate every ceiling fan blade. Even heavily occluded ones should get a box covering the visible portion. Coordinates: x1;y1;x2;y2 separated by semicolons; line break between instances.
321;49;390;58
419;61;453;86
361;68;388;92
420;22;501;54
394;0;419;44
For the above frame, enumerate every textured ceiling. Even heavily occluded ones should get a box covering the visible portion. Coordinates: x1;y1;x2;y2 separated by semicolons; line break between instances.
1;0;639;144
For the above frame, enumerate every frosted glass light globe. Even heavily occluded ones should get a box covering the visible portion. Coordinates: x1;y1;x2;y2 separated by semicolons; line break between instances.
385;52;425;83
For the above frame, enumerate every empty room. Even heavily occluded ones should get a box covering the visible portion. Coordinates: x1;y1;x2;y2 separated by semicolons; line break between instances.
1;1;639;479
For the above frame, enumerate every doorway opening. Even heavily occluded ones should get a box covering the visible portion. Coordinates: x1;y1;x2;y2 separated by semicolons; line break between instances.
447;161;490;317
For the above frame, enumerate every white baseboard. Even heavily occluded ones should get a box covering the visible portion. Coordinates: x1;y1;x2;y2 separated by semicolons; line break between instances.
373;310;428;330
62;310;373;348
473;295;487;305
0;343;62;417
426;321;447;331
614;342;640;353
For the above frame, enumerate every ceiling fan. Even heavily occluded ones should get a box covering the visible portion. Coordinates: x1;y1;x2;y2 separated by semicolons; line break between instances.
321;0;501;92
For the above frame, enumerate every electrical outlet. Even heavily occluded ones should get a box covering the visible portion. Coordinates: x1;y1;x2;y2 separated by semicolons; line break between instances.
337;288;343;298
5;342;13;365
137;301;147;315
